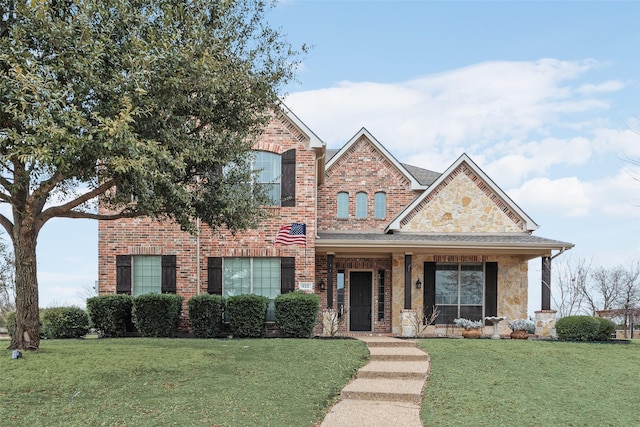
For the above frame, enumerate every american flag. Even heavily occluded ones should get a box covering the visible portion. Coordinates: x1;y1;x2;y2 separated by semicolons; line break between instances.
274;223;306;245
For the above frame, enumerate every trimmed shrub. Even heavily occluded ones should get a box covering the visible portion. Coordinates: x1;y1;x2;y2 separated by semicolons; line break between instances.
133;294;183;338
556;315;600;341
188;294;224;338
594;317;616;341
275;291;320;338
41;306;90;339
86;294;134;338
226;294;268;338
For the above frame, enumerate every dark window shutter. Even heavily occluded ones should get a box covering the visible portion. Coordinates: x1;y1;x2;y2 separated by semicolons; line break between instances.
281;257;295;293
207;257;223;295
161;255;177;293
116;255;132;295
485;262;498;319
423;262;436;319
281;149;296;207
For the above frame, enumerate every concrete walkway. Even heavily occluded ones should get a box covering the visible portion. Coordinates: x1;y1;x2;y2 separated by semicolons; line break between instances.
321;336;430;427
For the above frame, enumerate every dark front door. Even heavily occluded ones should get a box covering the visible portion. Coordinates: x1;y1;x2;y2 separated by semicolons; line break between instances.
350;272;372;331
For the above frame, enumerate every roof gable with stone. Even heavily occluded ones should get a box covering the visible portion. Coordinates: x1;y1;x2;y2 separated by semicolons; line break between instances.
386;153;539;233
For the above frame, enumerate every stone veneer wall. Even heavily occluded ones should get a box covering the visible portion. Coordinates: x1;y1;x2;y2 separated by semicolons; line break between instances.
402;166;525;233
391;253;528;336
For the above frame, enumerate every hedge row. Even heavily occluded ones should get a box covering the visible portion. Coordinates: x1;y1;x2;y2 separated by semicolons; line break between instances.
7;306;90;339
8;291;320;339
556;315;616;341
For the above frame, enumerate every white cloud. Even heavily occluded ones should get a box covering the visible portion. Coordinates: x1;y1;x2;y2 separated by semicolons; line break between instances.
285;58;612;156
577;80;625;95
509;167;640;220
483;136;593;187
592;125;640;159
510;176;593;217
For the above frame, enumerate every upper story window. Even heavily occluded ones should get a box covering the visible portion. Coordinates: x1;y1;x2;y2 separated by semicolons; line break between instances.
255;151;281;206
224;149;296;207
374;192;386;219
355;192;367;219
337;192;349;218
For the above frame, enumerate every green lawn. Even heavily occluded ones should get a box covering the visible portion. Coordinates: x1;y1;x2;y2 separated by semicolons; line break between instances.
1;338;368;427
5;337;639;427
418;339;640;427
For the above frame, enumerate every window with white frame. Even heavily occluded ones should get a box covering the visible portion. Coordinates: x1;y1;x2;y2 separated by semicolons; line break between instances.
223;258;281;320
337;192;349;218
355;192;367;219
374;192;386;219
132;256;162;296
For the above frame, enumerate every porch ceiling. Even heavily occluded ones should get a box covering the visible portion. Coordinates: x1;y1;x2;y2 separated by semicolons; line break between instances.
315;232;574;260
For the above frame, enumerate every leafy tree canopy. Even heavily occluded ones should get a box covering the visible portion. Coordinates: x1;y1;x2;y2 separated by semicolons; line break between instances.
0;0;304;349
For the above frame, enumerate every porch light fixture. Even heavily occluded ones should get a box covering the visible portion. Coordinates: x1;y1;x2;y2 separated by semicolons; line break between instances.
415;279;422;289
318;279;326;291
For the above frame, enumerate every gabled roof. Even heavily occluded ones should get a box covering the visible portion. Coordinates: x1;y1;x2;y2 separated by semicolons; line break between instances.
325;149;440;187
325;128;426;191
386;153;539;233
278;103;325;150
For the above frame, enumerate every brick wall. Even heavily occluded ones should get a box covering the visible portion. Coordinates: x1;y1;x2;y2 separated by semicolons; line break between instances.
317;135;419;232
98;114;320;303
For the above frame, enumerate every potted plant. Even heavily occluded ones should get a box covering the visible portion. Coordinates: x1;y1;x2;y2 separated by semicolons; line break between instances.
508;319;535;339
454;318;483;338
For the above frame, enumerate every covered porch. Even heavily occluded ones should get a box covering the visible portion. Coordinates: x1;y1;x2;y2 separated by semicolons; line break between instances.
315;232;573;337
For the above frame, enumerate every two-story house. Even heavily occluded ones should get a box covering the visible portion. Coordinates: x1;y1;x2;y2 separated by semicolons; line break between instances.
98;104;572;337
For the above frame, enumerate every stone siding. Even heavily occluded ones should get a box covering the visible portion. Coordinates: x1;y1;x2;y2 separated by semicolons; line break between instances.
403;165;525;233
390;254;528;336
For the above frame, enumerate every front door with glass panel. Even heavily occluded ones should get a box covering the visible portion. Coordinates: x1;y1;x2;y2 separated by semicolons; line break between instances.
349;271;372;331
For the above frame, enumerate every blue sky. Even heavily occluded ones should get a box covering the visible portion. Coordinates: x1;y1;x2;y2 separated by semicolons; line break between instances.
18;1;640;315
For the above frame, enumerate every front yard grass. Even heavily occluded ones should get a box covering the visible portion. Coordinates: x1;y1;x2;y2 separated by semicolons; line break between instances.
418;339;640;426
1;338;368;426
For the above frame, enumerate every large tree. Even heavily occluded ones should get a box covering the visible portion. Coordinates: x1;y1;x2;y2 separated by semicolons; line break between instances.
1;0;303;350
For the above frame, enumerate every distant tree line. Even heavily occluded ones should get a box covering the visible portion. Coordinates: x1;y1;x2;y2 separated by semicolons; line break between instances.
552;256;640;333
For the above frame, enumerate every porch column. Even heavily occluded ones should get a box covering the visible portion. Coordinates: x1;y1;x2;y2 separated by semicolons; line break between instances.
404;254;412;309
537;255;557;338
541;256;551;310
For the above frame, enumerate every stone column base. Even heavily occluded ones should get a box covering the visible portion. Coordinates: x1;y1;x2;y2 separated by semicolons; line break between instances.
401;309;418;337
535;310;557;338
321;309;339;336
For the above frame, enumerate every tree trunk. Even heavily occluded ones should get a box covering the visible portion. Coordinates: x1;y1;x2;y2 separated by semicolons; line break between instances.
8;225;40;350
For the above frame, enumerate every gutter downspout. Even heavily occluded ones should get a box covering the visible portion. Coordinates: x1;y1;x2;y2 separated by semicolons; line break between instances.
542;246;568;310
315;151;326;239
196;217;201;295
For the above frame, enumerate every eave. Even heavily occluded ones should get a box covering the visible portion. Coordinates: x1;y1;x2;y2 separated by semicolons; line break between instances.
315;232;574;261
